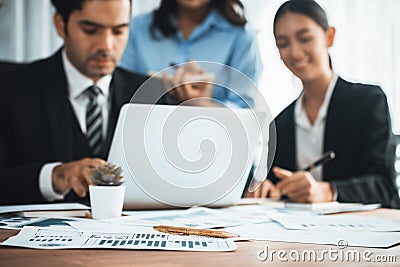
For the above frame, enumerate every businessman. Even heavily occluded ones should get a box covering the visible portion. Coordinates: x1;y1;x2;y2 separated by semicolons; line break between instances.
0;0;148;204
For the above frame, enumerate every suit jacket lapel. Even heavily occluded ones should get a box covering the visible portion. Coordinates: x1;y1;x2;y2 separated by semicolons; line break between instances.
103;69;131;158
274;102;296;171
41;51;90;160
324;77;345;178
285;103;297;171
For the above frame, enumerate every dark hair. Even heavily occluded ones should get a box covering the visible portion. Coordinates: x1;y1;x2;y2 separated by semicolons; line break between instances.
151;0;247;39
273;0;329;34
51;0;132;25
273;0;332;68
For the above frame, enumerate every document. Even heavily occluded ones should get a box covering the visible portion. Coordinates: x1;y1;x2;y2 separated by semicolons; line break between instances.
16;210;89;218
0;216;47;229
1;226;237;252
110;206;271;229
0;215;89;230
268;213;400;232
226;222;400;248
112;208;224;228
310;203;381;215
0;203;89;214
68;220;154;233
239;198;381;214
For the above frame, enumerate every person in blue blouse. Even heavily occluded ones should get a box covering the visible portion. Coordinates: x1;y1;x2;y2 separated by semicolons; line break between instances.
119;0;263;108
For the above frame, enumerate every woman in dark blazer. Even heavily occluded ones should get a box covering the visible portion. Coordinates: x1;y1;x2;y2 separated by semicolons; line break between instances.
248;0;399;208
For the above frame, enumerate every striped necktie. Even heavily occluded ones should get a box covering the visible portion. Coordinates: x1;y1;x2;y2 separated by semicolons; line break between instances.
84;85;103;155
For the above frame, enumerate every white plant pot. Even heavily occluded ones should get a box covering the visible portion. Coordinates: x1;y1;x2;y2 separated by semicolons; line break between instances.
89;185;125;220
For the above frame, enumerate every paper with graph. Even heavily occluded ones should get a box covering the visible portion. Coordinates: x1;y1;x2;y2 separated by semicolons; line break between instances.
268;213;400;232
1;226;236;251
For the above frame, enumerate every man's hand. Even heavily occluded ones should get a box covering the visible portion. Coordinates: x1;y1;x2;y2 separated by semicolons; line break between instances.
273;167;334;203
245;179;281;199
52;158;106;197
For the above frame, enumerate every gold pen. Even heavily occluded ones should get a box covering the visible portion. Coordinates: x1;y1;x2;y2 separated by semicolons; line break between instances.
153;225;239;239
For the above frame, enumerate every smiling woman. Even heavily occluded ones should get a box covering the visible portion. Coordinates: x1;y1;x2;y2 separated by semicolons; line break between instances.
248;0;400;208
273;11;335;94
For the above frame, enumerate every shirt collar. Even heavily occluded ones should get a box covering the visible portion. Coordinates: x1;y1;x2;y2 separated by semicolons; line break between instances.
170;9;233;41
295;73;338;129
202;9;232;31
62;49;112;99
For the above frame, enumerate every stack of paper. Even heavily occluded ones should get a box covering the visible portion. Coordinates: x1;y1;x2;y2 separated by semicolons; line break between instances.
225;211;400;248
0;203;90;218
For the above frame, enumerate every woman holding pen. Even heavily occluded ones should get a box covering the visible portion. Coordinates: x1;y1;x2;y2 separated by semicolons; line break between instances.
248;0;400;208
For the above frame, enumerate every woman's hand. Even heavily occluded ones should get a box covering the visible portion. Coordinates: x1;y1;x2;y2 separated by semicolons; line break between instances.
245;179;281;199
163;61;216;105
273;167;334;203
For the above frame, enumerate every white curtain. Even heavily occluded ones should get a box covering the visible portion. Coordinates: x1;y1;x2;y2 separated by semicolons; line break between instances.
0;0;60;61
0;0;399;134
0;0;158;61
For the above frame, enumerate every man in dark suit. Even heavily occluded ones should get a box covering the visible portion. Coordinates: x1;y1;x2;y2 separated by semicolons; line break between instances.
0;0;147;204
248;77;400;208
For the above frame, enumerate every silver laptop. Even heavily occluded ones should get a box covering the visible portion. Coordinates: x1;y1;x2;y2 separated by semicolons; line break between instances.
108;104;266;209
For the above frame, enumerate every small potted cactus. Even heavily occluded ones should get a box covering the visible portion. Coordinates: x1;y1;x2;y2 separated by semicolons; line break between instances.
91;163;124;186
89;163;126;219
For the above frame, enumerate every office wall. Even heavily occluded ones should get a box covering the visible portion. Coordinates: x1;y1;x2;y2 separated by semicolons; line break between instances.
0;0;60;61
0;0;399;134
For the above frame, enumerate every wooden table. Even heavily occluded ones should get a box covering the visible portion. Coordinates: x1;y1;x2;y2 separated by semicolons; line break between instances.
0;209;399;267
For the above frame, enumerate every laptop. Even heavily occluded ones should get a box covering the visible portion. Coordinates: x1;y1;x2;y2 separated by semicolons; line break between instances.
108;104;266;209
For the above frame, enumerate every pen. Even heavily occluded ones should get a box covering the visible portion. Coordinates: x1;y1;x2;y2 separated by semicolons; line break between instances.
302;150;335;171
153;225;239;239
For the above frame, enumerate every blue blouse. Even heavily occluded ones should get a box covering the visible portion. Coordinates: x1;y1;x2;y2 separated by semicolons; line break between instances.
119;9;263;107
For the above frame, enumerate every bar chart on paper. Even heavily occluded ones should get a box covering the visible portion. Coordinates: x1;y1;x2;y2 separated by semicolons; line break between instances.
267;213;400;231
1;226;237;251
89;233;227;251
